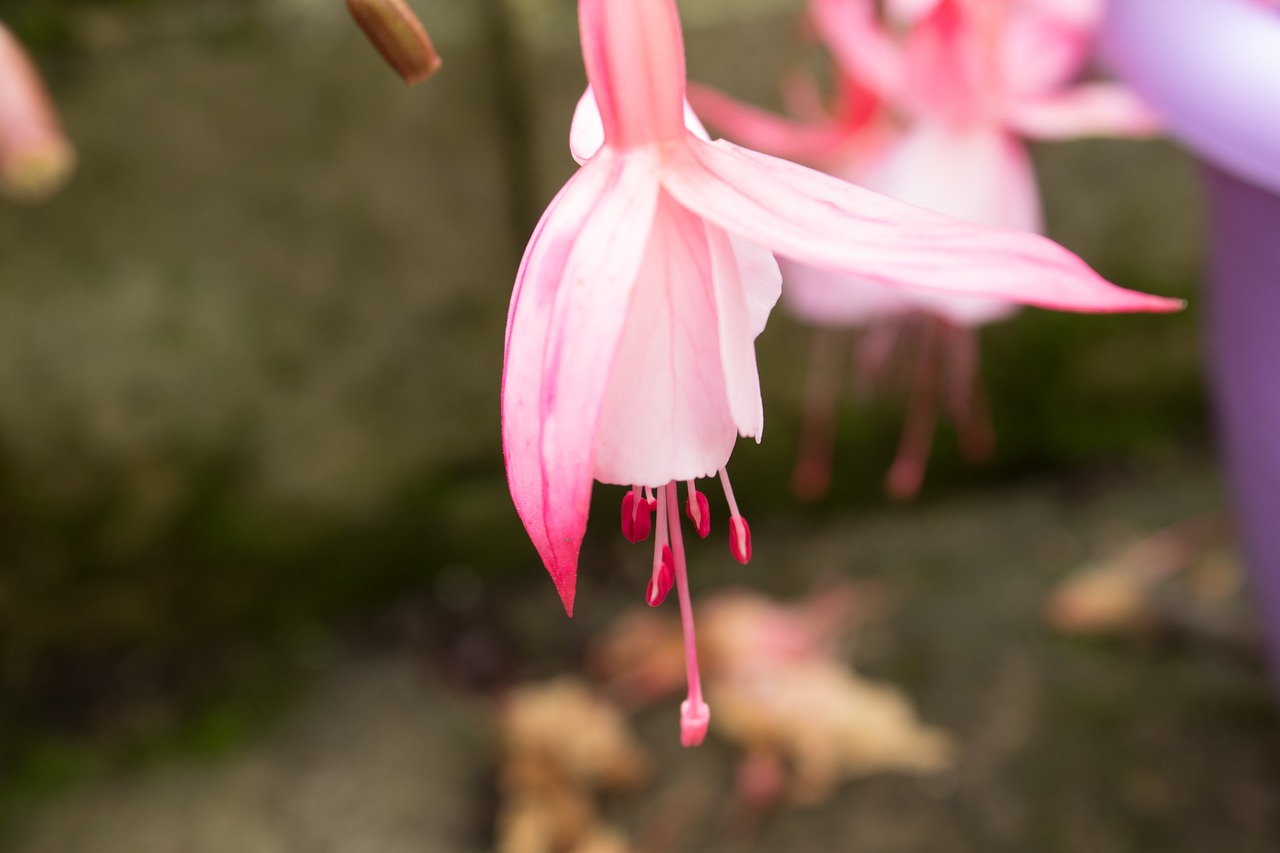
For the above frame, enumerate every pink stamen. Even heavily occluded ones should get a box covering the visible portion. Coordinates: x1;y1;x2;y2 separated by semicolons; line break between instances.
646;545;675;607
719;468;752;565
853;322;903;399
645;484;673;608
620;485;653;543
643;486;658;512
665;481;709;747
792;329;843;502
886;320;941;501
685;480;711;538
729;516;752;564
945;326;994;464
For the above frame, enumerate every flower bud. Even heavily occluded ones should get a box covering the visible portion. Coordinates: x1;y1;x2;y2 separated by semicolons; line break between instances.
346;0;442;86
0;25;74;201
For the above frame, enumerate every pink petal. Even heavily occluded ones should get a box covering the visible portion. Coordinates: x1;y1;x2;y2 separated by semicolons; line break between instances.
662;138;1182;314
999;11;1092;97
502;150;662;615
730;234;782;338
570;88;606;166
593;195;739;486
578;0;687;149
900;0;990;123
1003;83;1162;141
1023;0;1102;29
810;0;908;108
861;124;1042;234
706;217;769;441
885;0;943;25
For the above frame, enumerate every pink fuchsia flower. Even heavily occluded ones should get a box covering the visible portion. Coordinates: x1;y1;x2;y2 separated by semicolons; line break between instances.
693;0;1161;499
502;0;1178;747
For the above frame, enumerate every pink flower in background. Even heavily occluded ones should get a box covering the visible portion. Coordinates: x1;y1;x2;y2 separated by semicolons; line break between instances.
0;23;75;200
502;0;1177;746
693;0;1160;500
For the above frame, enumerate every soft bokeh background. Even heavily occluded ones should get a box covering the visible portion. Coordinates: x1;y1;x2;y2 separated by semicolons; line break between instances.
0;1;1272;851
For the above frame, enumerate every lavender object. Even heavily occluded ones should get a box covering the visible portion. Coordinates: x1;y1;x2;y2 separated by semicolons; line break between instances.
1103;0;1280;668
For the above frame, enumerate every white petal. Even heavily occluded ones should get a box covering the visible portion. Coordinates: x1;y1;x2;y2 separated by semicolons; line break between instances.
592;194;738;486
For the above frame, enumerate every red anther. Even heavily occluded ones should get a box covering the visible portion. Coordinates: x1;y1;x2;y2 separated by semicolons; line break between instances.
646;546;675;607
729;516;752;564
620;490;652;543
685;490;711;538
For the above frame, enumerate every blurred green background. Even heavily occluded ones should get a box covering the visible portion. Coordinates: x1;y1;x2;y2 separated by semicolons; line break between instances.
0;0;1217;845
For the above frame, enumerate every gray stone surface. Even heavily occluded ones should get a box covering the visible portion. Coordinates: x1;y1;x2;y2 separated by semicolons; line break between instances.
8;658;482;853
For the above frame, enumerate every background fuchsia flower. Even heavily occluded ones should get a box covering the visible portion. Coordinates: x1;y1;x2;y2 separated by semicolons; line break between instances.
501;0;1177;747
692;0;1161;500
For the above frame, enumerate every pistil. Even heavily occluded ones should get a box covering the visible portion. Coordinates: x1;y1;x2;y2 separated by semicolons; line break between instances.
665;481;709;747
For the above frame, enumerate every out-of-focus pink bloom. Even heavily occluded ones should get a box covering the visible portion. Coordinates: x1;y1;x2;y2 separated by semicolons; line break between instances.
0;24;74;200
694;0;1160;499
502;0;1177;746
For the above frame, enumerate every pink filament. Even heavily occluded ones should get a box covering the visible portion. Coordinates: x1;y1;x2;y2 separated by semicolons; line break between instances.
719;468;752;564
792;329;844;502
886;319;941;500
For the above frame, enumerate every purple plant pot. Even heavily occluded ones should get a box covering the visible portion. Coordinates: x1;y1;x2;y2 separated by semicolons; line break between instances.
1101;0;1280;667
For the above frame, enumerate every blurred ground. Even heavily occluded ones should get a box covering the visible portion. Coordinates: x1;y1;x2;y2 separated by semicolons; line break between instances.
7;456;1278;853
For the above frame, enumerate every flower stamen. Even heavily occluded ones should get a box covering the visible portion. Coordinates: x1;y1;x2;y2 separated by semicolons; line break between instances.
621;484;653;542
886;320;941;500
646;485;675;606
719;467;752;564
685;480;711;538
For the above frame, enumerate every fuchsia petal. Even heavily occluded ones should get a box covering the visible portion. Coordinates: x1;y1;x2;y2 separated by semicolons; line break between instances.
858;123;1038;326
1003;84;1162;141
579;0;687;149
1000;10;1093;98
862;124;1042;234
686;83;856;164
886;0;943;25
662;138;1182;315
810;0;909;108
570;88;606;166
503;159;615;615
1025;0;1103;29
731;236;782;338
502;150;662;615
571;86;779;344
705;217;770;441
593;195;739;486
